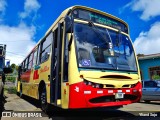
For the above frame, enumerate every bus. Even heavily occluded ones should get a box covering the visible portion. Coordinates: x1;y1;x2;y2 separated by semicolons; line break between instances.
0;45;6;102
17;6;142;111
0;44;12;105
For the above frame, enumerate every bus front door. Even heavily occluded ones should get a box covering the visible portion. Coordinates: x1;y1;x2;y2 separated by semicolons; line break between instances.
50;23;63;106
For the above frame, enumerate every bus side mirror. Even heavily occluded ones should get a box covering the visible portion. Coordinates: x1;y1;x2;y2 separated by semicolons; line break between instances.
3;67;13;74
65;16;72;33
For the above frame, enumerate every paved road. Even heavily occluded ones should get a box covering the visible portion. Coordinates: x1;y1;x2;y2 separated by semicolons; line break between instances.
1;94;51;120
1;93;160;120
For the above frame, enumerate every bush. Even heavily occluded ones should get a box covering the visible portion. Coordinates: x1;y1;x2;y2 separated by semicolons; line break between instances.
4;86;17;94
153;75;160;80
6;76;16;83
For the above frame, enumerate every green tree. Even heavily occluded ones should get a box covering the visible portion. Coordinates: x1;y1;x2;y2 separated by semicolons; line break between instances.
11;63;16;69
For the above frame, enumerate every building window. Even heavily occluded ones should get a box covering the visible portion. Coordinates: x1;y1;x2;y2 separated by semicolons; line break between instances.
149;66;160;80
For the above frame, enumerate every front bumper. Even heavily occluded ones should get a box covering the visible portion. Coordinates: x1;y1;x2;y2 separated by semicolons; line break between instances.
69;81;142;109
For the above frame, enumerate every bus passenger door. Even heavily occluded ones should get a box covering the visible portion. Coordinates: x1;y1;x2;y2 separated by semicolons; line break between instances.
50;23;63;106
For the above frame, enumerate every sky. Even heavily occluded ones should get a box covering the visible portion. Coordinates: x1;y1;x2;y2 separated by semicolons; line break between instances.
1;0;160;65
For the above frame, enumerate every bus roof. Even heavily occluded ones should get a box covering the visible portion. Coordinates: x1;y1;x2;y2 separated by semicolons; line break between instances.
45;5;129;35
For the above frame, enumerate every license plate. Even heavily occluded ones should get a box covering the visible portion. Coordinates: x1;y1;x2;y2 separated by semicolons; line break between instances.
115;93;124;99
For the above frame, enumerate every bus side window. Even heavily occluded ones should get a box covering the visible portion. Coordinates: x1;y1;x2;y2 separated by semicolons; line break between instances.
63;33;69;82
28;53;33;70
33;49;38;67
24;58;28;72
22;61;25;72
40;33;52;63
37;45;40;65
53;29;58;70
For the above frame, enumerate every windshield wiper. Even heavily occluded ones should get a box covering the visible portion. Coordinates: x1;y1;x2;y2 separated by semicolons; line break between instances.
88;21;117;69
88;21;110;44
88;21;114;55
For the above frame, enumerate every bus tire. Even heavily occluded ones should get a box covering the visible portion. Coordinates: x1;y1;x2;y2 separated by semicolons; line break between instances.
0;88;4;110
40;86;48;113
0;88;4;99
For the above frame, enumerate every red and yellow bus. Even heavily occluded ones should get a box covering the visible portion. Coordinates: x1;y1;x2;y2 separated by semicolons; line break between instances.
17;6;142;111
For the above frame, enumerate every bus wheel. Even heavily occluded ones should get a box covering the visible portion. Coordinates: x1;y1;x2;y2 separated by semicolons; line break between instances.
0;88;5;110
0;88;4;98
40;86;48;112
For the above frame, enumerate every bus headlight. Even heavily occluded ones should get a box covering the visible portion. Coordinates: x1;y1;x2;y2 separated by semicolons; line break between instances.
84;80;88;85
96;84;99;88
88;82;92;85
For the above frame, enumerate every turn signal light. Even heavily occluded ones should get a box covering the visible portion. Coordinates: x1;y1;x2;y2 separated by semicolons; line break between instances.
80;75;84;79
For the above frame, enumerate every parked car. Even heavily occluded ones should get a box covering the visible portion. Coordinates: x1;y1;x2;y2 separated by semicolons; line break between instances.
141;80;160;103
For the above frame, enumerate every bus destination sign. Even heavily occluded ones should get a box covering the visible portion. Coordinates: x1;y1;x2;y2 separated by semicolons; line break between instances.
73;9;128;34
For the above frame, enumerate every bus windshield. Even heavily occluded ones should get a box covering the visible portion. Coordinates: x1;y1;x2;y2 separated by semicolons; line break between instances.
0;57;3;71
74;22;137;72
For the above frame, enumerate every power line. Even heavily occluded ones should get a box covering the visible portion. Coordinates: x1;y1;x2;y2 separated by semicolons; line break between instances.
1;40;32;42
6;51;25;57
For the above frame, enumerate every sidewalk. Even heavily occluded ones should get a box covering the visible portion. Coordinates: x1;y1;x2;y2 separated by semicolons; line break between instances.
1;93;51;120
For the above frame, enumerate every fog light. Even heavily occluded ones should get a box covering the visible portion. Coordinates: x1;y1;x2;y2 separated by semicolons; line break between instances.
133;89;137;92
92;84;95;88
96;84;99;88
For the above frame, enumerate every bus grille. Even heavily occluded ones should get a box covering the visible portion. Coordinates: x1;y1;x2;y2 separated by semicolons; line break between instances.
89;95;138;103
122;84;130;88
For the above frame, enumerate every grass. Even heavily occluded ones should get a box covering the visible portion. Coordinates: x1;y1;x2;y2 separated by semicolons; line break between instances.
4;86;17;94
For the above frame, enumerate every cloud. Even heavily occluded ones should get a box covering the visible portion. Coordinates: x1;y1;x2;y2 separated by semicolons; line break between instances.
133;22;160;55
0;0;7;14
124;0;160;21
19;0;41;19
0;0;7;22
0;0;42;65
0;22;36;65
